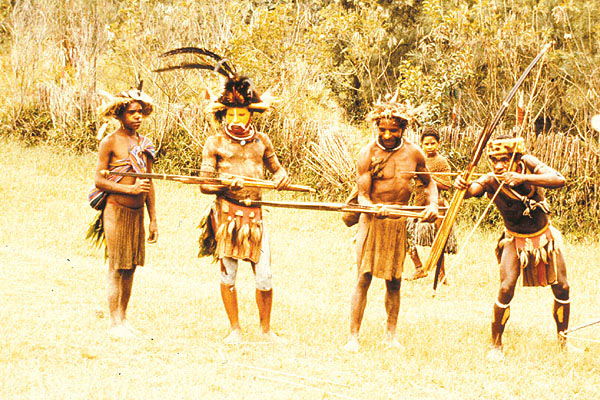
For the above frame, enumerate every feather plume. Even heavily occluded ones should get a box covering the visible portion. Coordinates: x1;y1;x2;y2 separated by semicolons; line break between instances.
197;205;218;261
519;251;529;269
159;47;235;76
156;46;235;78
250;223;262;248
154;63;233;77
227;220;237;245
215;221;227;243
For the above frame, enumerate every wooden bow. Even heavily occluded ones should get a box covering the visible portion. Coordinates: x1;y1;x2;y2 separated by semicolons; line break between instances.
100;170;315;193
423;43;553;275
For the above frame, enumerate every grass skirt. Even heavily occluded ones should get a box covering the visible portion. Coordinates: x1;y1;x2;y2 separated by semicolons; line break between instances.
406;218;457;254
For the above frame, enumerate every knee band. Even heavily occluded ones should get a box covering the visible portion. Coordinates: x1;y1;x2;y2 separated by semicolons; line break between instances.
554;296;570;305
495;299;511;309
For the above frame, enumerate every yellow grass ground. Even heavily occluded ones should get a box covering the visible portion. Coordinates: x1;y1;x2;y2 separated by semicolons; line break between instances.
1;137;599;399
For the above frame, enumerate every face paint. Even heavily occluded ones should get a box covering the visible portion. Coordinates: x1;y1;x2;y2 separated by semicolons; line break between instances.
225;107;252;136
421;136;439;157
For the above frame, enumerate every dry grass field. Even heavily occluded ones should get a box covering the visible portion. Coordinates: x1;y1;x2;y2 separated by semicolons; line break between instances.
1;137;599;399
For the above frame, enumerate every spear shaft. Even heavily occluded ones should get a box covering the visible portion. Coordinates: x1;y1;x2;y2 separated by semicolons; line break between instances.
559;318;600;337
100;170;315;193
240;199;445;219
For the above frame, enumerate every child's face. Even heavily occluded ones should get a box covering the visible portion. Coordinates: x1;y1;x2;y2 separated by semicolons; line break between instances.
421;135;439;157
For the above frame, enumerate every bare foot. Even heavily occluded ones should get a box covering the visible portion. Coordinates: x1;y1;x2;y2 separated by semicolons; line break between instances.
223;329;242;345
558;335;584;354
343;336;360;353
123;321;141;335
486;347;505;362
262;331;287;344
384;333;405;350
406;268;428;281
108;325;135;340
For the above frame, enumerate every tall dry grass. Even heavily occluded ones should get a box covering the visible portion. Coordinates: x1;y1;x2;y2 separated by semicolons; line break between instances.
1;137;600;399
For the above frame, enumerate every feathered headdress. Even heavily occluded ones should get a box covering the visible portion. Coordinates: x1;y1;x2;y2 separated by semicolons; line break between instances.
97;81;154;119
366;92;426;124
155;47;276;118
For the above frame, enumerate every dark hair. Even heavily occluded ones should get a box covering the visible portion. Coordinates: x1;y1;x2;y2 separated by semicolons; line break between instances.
115;100;153;118
377;117;407;130
420;127;440;143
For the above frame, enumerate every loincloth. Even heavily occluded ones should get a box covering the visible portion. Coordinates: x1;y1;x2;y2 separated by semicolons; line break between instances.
495;223;563;287
406;218;457;254
104;201;145;270
356;214;407;280
214;197;263;264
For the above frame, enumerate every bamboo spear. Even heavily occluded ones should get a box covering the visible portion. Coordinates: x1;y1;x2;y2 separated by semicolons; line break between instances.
423;43;553;274
100;170;315;193
240;199;446;219
559;318;600;338
394;171;486;177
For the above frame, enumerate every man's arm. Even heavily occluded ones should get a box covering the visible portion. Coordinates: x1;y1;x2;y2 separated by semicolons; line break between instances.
503;155;566;189
262;134;290;190
415;149;439;222
145;156;158;243
455;175;488;198
199;137;228;194
94;137;149;195
356;147;373;206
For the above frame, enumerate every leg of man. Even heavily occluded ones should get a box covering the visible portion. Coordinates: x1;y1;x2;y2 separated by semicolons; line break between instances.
103;203;135;338
344;272;372;352
490;243;520;354
251;229;281;342
407;247;427;280
120;268;138;333
106;268;135;338
384;278;403;348
550;251;570;345
220;258;242;343
107;268;123;328
255;288;273;334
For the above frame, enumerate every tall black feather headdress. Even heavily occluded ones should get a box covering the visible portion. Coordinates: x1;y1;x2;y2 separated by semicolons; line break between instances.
155;47;273;118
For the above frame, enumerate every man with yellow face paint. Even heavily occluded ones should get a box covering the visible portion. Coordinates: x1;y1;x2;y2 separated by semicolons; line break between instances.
199;74;290;345
406;127;457;282
155;47;290;344
455;135;570;361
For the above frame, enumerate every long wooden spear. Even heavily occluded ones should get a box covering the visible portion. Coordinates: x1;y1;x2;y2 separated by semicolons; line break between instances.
100;170;315;193
240;199;446;219
559;318;600;338
423;42;553;274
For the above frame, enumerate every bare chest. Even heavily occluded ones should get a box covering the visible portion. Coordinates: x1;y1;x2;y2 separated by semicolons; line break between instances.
214;138;267;177
370;150;416;203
